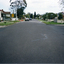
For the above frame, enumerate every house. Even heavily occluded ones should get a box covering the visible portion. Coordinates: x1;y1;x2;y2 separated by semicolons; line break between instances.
0;9;11;21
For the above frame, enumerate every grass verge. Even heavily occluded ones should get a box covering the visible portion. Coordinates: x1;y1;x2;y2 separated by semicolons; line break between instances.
39;19;64;25
0;20;20;26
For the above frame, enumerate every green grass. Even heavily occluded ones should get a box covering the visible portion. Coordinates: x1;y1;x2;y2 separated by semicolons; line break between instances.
0;21;20;26
10;20;20;23
39;19;64;25
43;21;63;24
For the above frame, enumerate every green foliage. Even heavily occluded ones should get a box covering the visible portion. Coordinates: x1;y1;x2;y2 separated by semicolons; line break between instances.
17;7;25;19
0;21;20;26
4;22;6;24
34;12;36;18
41;20;64;24
36;14;39;19
25;14;30;18
11;21;20;23
10;0;27;19
58;13;63;20
48;13;57;19
24;13;33;18
30;14;33;18
42;14;47;20
36;14;42;19
10;0;27;10
0;22;14;26
42;13;57;20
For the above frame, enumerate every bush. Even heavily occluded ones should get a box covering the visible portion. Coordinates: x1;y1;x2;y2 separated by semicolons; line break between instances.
58;13;63;20
4;22;6;24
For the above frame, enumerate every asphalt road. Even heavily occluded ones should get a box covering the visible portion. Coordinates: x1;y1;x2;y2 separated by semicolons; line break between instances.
0;19;64;63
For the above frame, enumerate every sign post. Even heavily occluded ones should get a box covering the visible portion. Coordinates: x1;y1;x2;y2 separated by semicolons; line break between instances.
12;14;14;18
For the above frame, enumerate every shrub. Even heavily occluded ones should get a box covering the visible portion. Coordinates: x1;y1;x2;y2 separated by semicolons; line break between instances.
4;22;6;24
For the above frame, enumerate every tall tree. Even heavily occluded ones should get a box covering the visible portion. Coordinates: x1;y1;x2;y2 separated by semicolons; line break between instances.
10;0;27;19
30;14;33;18
42;14;46;20
10;0;27;9
42;13;57;20
59;0;64;11
59;0;64;20
17;7;25;19
48;13;57;19
34;12;36;18
58;13;63;20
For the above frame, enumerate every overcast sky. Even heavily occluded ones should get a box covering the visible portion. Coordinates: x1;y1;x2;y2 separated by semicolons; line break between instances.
0;0;62;14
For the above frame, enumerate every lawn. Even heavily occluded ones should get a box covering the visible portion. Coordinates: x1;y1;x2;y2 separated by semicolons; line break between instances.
43;21;63;24
39;19;64;25
0;21;20;26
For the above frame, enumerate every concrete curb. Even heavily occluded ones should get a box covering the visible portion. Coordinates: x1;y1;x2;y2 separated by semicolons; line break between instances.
54;24;64;26
0;26;6;28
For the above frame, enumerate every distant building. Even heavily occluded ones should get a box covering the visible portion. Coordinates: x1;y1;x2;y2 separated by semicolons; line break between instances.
0;9;11;21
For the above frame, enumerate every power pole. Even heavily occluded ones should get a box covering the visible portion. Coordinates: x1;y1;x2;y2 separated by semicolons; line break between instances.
16;0;18;20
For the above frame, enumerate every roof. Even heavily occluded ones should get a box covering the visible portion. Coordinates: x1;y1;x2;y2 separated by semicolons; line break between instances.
3;11;10;14
0;9;10;14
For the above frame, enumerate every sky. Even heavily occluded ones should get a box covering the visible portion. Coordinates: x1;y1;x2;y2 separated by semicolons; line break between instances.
0;0;62;14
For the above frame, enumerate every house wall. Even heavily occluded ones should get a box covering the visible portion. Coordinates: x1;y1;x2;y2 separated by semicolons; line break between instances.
0;10;11;21
0;11;1;20
0;11;3;20
5;14;11;21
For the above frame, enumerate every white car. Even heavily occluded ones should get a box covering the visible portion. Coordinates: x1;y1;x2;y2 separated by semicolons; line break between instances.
25;18;29;21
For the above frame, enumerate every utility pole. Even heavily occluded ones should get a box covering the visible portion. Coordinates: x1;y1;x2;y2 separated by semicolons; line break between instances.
10;0;18;20
16;0;18;20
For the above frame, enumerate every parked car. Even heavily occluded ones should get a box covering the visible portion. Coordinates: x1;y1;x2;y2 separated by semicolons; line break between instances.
29;18;32;20
25;18;29;21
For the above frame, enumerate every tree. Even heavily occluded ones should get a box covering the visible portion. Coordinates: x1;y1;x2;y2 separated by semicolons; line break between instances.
42;14;46;20
59;0;64;20
24;13;30;18
59;0;64;11
10;0;27;19
30;14;33;18
42;13;57;20
48;13;57;19
34;12;36;18
10;0;27;10
36;14;41;19
17;7;25;19
58;13;63;20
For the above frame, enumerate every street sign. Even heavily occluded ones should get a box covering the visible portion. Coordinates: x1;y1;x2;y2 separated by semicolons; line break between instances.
12;14;14;17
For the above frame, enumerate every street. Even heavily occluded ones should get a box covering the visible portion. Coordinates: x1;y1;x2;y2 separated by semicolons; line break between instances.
0;19;64;63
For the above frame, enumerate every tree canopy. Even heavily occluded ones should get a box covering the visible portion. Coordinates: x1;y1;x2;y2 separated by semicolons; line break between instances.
59;0;64;11
42;13;57;20
10;0;27;10
34;12;36;18
58;13;63;20
10;0;27;19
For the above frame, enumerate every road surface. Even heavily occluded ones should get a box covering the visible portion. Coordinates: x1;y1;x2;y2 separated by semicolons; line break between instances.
0;19;64;63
